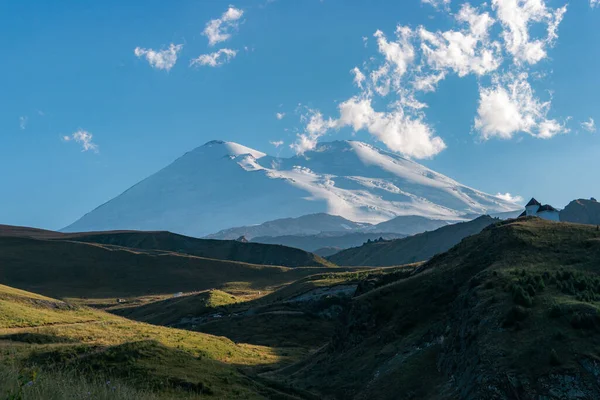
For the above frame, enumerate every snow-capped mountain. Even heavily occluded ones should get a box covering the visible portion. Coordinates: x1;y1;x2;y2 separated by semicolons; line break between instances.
63;140;520;237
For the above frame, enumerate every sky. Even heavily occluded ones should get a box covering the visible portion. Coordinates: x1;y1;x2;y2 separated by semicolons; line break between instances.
1;0;599;230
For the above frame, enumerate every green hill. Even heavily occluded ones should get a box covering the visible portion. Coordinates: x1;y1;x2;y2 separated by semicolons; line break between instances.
0;235;338;299
112;289;241;326
63;230;332;268
0;284;300;399
273;218;600;399
329;215;498;266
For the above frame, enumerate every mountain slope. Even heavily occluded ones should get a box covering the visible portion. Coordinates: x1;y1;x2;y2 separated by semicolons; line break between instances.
276;218;600;399
560;198;600;225
63;140;520;237
63;230;332;268
329;215;499;266
252;232;406;252
206;213;371;240
0;235;339;298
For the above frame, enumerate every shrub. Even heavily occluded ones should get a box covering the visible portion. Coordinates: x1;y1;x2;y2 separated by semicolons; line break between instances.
503;306;529;328
512;286;533;307
549;349;561;366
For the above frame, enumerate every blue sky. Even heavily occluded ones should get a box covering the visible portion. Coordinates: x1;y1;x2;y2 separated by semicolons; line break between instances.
1;0;599;230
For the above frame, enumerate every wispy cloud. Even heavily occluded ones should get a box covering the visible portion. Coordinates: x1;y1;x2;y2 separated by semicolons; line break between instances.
19;116;28;130
134;44;183;71
190;49;237;67
276;112;286;120
203;6;244;46
581;118;596;133
62;129;98;152
591;0;599;9
270;140;284;148
496;192;524;204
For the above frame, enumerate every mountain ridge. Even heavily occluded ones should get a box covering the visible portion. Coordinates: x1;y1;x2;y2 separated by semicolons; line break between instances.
63;140;520;237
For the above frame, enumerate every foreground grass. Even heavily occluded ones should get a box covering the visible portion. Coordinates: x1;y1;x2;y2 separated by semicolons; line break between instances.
0;362;188;400
0;284;301;399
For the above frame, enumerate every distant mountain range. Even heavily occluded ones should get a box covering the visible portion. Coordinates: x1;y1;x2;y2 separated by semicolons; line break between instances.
329;215;500;266
63;140;520;237
251;231;407;253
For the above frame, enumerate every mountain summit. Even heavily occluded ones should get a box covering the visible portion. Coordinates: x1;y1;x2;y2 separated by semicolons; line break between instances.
63;140;520;237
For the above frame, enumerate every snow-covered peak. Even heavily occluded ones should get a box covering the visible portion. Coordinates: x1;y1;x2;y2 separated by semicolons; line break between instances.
195;140;266;160
63;139;521;237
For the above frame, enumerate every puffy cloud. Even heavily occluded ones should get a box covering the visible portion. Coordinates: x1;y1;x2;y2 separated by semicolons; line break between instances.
337;97;446;158
496;192;524;203
62;129;98;152
351;67;366;89
374;27;415;79
581;118;596;133
19;116;27;130
491;0;567;65
134;44;183;71
203;6;244;46
270;140;284;148
474;73;568;140
290;111;336;154
419;4;502;77
276;112;286;120
592;0;600;8
190;49;237;67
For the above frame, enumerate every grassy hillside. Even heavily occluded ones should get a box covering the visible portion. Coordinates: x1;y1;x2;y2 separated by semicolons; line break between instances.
0;235;341;299
0;284;302;399
64;230;332;268
329;215;498;266
112;289;240;326
274;218;600;399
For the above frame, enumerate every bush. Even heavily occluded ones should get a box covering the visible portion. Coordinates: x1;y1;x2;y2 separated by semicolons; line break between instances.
549;349;561;366
549;304;563;318
503;305;529;328
512;286;533;307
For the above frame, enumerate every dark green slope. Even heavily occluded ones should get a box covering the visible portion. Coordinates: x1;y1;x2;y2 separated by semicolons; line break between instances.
276;218;600;399
63;230;332;268
329;215;498;266
0;235;337;299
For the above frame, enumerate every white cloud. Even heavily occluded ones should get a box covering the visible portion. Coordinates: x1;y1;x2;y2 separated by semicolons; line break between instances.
276;112;286;120
592;0;600;8
421;0;451;10
351;67;366;89
581;118;596;133
374;27;415;79
19;116;27;130
134;44;183;71
419;4;502;78
270;140;284;148
492;0;567;65
412;71;446;92
290;110;336;154
62;129;98;152
496;192;524;204
203;6;244;46
474;73;568;140
337;96;446;158
190;49;237;67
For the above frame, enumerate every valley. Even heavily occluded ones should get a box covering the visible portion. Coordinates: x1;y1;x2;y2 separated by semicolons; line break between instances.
3;214;600;399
